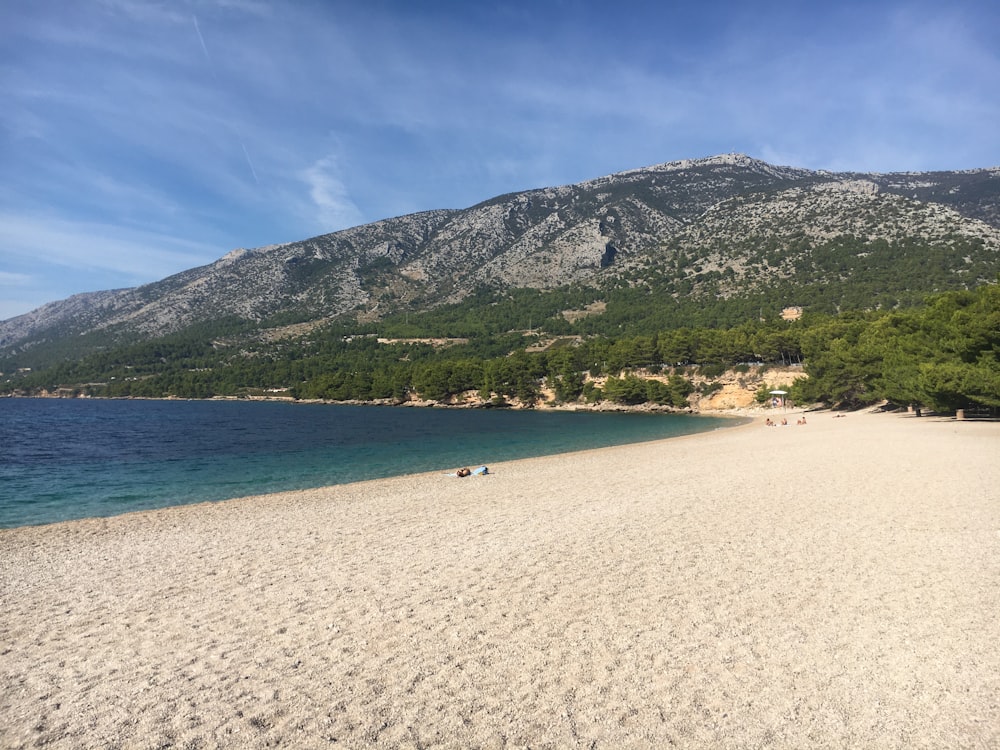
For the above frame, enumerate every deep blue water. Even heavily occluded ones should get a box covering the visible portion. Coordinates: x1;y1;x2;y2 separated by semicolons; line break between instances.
0;398;740;528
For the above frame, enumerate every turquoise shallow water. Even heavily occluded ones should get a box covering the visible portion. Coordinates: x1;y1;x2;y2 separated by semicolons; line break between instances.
0;398;742;528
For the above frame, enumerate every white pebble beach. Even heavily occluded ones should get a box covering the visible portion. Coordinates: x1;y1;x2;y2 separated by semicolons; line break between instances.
2;409;998;749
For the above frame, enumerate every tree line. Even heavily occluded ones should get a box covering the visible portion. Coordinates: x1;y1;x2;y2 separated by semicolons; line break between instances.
789;282;999;412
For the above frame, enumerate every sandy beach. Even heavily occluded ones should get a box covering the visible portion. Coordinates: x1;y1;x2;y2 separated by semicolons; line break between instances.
2;410;998;749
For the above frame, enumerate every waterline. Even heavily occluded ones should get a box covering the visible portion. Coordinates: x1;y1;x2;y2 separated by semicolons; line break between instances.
1;399;744;528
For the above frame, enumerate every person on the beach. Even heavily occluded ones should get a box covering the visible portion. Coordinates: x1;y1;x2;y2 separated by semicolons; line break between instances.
457;467;471;477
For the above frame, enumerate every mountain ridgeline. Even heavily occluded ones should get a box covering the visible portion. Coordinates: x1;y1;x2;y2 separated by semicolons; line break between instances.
3;154;1000;362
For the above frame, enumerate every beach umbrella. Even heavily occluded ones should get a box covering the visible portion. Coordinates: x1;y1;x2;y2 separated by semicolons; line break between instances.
769;390;788;410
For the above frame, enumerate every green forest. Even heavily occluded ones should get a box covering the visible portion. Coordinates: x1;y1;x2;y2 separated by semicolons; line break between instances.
2;282;998;413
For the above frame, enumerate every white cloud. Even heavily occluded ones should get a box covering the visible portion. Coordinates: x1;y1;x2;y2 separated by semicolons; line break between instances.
0;213;218;280
0;271;33;285
0;212;230;319
301;156;364;233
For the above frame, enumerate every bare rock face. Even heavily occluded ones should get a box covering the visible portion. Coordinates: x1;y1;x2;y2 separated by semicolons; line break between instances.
2;154;999;357
813;179;879;195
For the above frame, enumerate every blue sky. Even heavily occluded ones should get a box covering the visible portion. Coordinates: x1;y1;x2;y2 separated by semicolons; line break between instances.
2;0;998;321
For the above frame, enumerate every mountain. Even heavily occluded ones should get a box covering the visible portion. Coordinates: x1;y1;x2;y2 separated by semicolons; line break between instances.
2;154;999;367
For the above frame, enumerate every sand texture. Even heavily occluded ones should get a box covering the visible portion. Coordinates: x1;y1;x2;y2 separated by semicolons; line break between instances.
2;411;999;748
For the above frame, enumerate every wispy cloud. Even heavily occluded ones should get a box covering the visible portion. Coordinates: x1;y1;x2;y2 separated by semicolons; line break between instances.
191;14;216;74
0;213;218;280
301;156;364;233
0;272;33;286
0;213;222;320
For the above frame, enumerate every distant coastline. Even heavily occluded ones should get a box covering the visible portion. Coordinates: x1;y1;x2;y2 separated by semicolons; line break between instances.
4;364;808;415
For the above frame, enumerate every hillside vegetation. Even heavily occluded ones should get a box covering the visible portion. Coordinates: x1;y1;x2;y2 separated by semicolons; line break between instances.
3;283;997;414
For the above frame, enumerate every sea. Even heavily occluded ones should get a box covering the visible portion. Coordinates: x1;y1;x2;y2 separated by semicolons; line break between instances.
0;398;741;529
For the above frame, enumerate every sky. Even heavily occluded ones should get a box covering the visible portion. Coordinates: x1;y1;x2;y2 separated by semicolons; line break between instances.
2;0;998;321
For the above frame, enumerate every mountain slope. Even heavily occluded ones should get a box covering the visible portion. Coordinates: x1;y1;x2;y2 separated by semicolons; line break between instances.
2;154;998;365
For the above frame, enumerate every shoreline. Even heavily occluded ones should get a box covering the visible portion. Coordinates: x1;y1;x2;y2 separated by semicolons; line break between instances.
2;410;998;748
1;400;745;531
2;363;809;413
1;389;740;413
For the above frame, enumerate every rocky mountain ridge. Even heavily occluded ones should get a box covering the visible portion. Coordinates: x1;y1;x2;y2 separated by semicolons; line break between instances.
2;154;998;362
